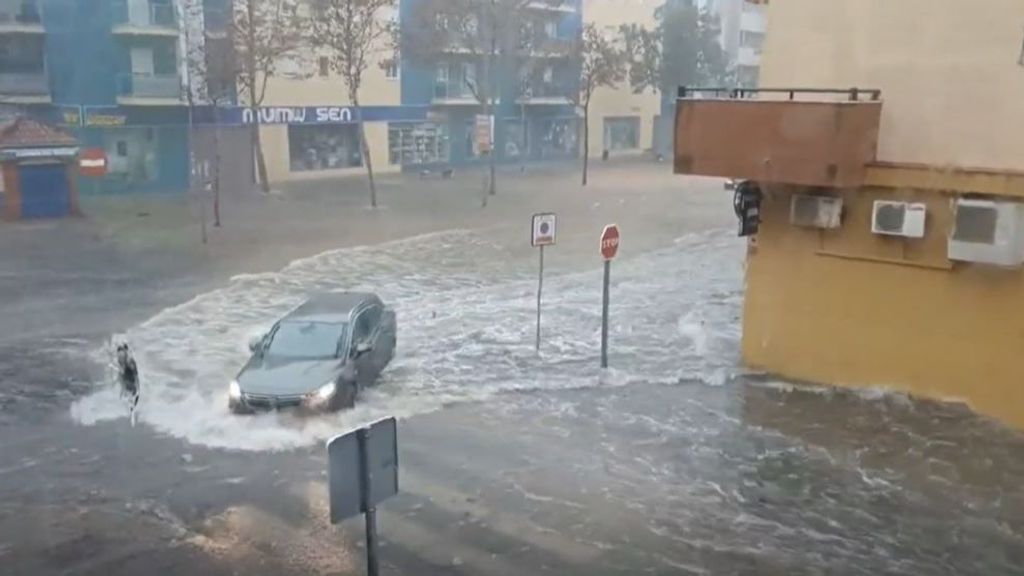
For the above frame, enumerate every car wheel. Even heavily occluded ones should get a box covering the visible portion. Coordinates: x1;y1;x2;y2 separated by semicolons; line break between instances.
334;382;358;410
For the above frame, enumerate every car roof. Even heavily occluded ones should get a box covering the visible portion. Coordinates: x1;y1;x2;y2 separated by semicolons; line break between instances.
283;292;378;323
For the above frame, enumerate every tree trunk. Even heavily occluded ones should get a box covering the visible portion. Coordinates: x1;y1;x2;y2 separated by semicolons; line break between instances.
251;117;270;194
582;104;590;186
213;123;222;227
354;96;377;208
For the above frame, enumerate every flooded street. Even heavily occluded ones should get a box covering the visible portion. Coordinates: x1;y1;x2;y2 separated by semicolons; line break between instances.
1;168;1023;575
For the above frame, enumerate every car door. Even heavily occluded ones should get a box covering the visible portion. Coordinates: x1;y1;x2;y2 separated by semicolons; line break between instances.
349;309;376;389
360;304;386;378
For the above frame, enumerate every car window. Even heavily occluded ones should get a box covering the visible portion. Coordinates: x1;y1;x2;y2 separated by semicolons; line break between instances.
266;321;346;359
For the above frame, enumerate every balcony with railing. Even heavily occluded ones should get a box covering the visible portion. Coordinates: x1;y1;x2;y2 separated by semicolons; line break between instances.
518;80;573;105
117;72;181;103
0;0;43;32
111;0;178;36
674;87;883;188
432;80;478;105
525;0;577;14
0;71;49;101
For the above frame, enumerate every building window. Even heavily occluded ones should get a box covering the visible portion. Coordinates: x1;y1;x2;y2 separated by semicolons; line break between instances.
740;30;764;51
504;119;526;159
288;124;362;172
543;20;557;39
540;118;578;157
384;58;399;79
603;116;640;151
319;56;329;77
388;122;450;165
104;128;159;185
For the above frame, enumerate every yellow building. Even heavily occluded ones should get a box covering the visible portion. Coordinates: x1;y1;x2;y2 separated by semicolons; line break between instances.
255;10;403;184
675;0;1024;427
583;0;660;157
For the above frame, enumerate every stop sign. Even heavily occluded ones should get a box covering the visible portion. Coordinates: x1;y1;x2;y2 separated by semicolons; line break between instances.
600;224;620;260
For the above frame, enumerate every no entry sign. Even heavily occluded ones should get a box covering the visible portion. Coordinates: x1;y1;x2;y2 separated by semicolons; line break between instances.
600;224;620;260
79;148;107;177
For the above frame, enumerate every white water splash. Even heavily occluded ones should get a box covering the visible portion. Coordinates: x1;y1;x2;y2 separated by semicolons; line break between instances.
70;229;745;451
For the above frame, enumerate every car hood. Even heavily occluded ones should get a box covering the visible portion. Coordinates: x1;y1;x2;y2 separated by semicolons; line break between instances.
237;356;342;396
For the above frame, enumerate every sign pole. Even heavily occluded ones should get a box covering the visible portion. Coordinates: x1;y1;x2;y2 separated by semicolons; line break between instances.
536;244;544;352
601;259;610;369
357;428;380;576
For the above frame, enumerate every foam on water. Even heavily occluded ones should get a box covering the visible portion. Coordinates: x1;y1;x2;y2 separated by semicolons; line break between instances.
70;229;745;451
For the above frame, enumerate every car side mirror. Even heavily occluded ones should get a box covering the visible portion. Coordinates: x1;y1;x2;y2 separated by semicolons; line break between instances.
355;341;373;356
248;334;264;353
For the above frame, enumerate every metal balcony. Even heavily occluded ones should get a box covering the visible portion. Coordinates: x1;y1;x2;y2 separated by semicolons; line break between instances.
432;81;478;105
0;71;49;101
116;72;181;102
674;87;883;188
111;0;178;36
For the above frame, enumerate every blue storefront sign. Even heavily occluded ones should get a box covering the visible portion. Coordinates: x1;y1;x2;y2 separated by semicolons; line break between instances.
193;105;432;126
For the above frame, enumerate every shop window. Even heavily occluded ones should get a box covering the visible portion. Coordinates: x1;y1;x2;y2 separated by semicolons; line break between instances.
104;127;159;185
288;124;362;172
603;116;640;151
388;122;450;165
540;118;578;157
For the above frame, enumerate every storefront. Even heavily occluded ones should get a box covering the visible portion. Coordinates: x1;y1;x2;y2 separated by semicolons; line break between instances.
603;116;641;152
201;105;432;183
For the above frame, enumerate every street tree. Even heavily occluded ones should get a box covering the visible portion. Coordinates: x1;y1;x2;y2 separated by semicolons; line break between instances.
570;23;625;186
620;2;730;97
403;0;559;206
308;0;396;209
231;0;308;193
181;0;238;227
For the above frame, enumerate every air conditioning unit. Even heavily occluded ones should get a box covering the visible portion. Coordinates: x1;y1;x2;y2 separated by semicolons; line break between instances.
948;199;1024;266
871;201;926;238
790;194;842;229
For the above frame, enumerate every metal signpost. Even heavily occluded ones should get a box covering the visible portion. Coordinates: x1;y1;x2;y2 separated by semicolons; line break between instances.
327;417;399;576
531;213;557;352
599;224;620;368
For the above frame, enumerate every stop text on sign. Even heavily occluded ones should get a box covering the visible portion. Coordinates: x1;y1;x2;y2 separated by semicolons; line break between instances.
600;224;620;260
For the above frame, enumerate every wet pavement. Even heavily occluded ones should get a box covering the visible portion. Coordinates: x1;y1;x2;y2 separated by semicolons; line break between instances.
1;168;1023;575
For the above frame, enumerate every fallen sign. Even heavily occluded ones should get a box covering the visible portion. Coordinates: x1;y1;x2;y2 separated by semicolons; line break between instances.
327;417;399;576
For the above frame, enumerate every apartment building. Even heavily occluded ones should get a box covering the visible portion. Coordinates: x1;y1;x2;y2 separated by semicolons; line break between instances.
674;0;1024;427
0;0;221;193
583;0;660;157
699;0;765;86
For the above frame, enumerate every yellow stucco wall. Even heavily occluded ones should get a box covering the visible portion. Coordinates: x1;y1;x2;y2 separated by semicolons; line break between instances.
257;40;400;183
759;0;1024;172
583;0;661;156
743;185;1024;427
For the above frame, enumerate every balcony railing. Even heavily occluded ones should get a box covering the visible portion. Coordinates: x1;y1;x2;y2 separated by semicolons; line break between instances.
117;72;181;99
674;87;883;187
0;0;43;27
521;81;573;101
433;81;476;102
0;71;48;95
112;0;177;30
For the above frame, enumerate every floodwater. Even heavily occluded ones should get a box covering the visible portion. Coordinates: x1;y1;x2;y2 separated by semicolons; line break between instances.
66;227;1024;574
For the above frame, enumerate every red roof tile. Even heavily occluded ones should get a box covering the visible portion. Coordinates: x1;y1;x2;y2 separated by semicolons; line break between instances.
0;117;77;149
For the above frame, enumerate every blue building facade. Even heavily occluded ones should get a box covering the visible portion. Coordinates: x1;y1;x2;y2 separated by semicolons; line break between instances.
398;0;582;168
0;0;228;194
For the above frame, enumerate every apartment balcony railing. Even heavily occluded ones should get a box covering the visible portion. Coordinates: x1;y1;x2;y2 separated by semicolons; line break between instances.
433;81;477;103
0;71;48;95
112;0;177;33
117;72;181;100
520;81;574;103
674;87;883;187
0;0;43;30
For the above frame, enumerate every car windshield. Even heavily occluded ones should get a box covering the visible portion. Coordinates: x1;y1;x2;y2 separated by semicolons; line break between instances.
265;321;345;359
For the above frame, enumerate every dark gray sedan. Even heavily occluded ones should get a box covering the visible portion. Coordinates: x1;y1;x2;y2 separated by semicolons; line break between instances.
228;292;396;413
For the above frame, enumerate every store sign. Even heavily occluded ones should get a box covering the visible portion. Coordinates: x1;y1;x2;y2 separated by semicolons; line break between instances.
475;114;493;153
3;147;78;159
58;105;83;127
216;105;430;126
84;109;128;126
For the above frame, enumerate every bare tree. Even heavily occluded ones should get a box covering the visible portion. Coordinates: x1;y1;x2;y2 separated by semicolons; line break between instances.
571;23;625;186
309;0;396;208
404;0;554;206
232;0;307;193
181;0;238;226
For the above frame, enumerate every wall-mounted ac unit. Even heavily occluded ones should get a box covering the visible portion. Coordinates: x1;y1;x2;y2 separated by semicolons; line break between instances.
790;194;842;229
948;199;1024;266
871;201;926;238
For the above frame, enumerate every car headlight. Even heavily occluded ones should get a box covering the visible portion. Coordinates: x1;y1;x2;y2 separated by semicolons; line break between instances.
314;381;336;400
228;380;242;400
